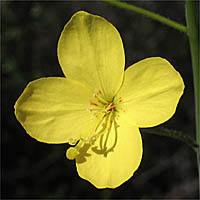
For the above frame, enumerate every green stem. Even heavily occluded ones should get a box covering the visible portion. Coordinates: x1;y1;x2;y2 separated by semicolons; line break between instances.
185;0;199;196
141;127;198;152
102;0;187;33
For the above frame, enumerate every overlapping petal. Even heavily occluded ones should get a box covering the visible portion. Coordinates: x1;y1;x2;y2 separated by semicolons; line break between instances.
115;57;185;127
76;116;143;188
14;77;102;143
57;11;125;101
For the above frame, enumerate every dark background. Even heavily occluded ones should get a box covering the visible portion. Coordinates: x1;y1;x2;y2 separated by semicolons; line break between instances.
2;0;198;199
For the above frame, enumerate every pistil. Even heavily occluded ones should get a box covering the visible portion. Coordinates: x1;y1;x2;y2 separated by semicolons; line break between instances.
67;92;119;160
66;140;84;160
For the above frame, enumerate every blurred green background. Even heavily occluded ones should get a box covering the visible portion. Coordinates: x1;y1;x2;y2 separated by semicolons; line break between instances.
2;1;198;199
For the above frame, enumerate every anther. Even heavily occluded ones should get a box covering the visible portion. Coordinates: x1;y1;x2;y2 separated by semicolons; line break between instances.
86;108;92;112
90;101;99;107
104;102;115;112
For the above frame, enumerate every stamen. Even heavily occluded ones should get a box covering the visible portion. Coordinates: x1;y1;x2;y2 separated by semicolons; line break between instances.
82;93;119;155
90;102;98;107
104;102;115;112
86;108;92;112
98;90;102;95
82;113;109;143
103;111;114;150
119;97;123;103
93;93;108;104
104;117;119;155
99;111;114;150
92;111;119;157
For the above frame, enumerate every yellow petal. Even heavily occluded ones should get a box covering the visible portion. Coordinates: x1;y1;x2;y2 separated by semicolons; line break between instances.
115;57;185;127
75;116;143;189
14;77;102;144
57;11;125;101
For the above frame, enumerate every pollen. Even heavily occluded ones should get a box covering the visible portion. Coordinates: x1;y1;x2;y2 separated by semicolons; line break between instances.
90;101;99;107
105;102;115;112
87;91;117;115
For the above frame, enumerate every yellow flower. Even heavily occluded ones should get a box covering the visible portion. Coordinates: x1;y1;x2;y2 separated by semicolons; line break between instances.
14;11;184;189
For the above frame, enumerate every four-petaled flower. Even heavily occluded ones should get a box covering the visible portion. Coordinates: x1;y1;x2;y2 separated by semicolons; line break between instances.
14;11;184;189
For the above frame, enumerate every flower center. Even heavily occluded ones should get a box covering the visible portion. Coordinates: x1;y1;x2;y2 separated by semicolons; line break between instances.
88;90;116;115
66;90;122;160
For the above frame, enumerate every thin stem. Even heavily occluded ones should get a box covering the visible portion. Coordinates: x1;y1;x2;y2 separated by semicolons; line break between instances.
185;0;199;196
102;0;187;34
141;127;198;152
